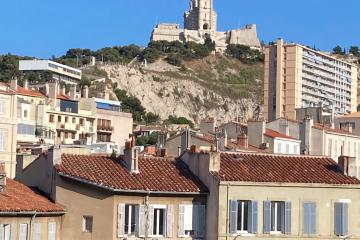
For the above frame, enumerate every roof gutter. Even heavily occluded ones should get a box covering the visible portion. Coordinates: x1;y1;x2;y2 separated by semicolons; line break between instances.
58;172;207;195
0;211;66;216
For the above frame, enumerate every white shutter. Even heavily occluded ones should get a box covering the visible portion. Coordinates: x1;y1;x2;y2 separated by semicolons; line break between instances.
9;225;14;240
148;205;154;237
178;205;185;237
3;225;10;240
19;224;28;240
166;205;173;238
117;204;125;237
48;222;56;240
0;224;4;240
32;223;41;240
138;205;146;237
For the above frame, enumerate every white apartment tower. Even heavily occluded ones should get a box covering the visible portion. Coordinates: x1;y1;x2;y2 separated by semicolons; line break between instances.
264;39;358;121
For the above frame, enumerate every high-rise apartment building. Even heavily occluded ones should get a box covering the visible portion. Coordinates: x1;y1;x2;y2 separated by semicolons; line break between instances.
264;39;358;121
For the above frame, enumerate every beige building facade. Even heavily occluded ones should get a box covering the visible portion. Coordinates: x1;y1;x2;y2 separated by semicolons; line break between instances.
264;39;358;122
181;150;360;240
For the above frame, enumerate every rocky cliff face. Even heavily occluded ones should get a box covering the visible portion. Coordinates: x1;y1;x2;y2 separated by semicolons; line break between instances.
98;55;263;125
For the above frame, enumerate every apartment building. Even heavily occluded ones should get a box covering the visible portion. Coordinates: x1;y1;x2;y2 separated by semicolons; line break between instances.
16;142;207;240
0;163;65;240
19;60;81;85
335;111;360;136
181;149;360;240
0;83;17;178
264;39;358;122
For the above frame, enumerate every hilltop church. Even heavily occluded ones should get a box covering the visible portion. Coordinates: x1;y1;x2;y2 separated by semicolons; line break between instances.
151;0;261;51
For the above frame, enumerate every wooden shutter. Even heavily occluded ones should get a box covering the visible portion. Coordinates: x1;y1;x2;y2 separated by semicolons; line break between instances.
166;205;173;238
250;201;258;234
32;223;41;240
117;204;125;237
0;224;3;240
263;201;271;234
229;200;238;234
335;203;349;236
285;202;292;235
342;203;348;236
178;205;185;237
148;205;154;237
198;205;206;238
48;222;56;240
138;205;146;237
19;224;27;240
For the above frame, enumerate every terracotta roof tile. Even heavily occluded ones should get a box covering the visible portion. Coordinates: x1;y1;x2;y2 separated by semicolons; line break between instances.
16;86;45;98
56;154;207;193
313;123;357;136
211;153;360;185
0;179;65;213
264;129;298;140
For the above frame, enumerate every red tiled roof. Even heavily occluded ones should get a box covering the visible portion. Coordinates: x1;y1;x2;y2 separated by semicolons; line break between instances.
16;86;45;98
57;94;71;100
313;124;357;136
56;154;207;193
264;129;298;141
0;179;65;213
211;153;360;185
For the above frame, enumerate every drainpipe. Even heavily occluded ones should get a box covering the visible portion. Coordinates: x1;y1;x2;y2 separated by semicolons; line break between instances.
145;191;150;240
29;211;37;240
226;183;230;240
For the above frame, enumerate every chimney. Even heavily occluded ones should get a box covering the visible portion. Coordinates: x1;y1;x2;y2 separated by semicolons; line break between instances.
208;149;220;172
200;118;216;134
124;136;139;173
82;86;89;99
48;146;62;165
0;162;6;191
48;81;58;99
69;85;76;100
303;116;314;155
280;119;290;136
44;83;50;96
159;148;167;157
181;129;191;153
23;79;29;90
10;77;17;91
338;156;350;176
247;119;266;148
238;133;249;149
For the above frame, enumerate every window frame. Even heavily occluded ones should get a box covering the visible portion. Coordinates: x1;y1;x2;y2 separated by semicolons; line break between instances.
302;201;317;235
151;204;167;237
82;216;93;233
124;204;137;236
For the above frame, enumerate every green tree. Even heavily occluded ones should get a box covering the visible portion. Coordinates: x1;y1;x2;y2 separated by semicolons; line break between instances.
332;45;344;55
349;46;360;57
204;35;216;52
165;115;194;128
144;112;160;124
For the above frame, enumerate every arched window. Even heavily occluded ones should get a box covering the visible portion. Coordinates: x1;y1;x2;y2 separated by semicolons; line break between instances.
203;23;209;30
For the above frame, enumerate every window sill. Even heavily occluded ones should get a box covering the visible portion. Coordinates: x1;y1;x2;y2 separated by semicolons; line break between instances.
237;232;255;237
270;231;282;235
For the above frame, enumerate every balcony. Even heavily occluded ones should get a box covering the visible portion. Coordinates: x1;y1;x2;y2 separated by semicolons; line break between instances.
97;125;114;132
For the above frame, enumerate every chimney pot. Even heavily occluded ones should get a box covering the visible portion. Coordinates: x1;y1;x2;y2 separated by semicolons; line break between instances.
10;77;18;91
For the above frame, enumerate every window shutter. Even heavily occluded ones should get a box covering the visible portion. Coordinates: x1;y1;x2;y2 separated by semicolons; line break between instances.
117;204;125;237
48;222;56;240
342;203;349;236
0;224;3;240
263;201;271;234
249;201;258;234
166;205;173;238
148;205;154;237
198;205;206;238
9;225;14;240
32;223;41;240
19;224;28;240
138;205;146;237
285;202;292;235
335;203;342;236
178;205;185;237
303;202;316;235
310;203;316;235
134;205;140;236
229;200;238;234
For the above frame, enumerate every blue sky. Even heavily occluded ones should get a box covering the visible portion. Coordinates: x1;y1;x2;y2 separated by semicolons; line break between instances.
0;0;359;58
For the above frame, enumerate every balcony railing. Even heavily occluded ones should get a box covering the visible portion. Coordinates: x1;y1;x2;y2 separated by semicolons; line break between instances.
97;125;114;132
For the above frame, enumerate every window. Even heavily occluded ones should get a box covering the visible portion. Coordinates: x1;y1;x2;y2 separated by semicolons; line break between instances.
58;116;61;122
0;224;12;240
32;223;41;240
80;119;84;126
179;204;206;237
82;216;93;233
153;208;165;236
64;132;68;139
48;222;56;240
303;202;316;235
57;131;61;138
72;117;76;123
334;202;348;236
229;200;257;234
294;145;299;154
19;224;28;240
276;143;281;154
49;114;55;123
72;133;76;139
0;131;7;151
285;144;290;154
263;201;291;235
125;205;137;235
65;117;69;123
23;110;28;118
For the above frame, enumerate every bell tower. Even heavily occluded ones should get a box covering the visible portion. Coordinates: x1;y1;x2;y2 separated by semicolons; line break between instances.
184;0;217;34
